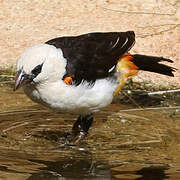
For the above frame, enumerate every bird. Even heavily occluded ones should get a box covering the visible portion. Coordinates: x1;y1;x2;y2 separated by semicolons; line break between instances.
14;31;176;144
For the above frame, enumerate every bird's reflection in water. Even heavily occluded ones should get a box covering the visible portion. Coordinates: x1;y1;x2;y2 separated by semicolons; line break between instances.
27;158;111;180
27;158;170;180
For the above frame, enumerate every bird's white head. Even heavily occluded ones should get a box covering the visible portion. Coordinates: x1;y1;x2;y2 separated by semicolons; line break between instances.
14;43;67;91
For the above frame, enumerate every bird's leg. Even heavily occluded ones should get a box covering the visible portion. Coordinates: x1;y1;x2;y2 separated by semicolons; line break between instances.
65;114;93;144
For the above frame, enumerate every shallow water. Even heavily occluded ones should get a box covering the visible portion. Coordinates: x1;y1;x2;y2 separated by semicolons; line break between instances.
0;84;180;180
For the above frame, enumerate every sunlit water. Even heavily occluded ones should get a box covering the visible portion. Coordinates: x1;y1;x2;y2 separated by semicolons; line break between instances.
0;84;180;180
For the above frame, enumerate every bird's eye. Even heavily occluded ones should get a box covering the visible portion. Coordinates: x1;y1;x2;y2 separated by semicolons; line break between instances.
31;63;43;77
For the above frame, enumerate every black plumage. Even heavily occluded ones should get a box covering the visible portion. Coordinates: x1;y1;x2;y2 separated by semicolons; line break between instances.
131;54;176;77
46;31;176;85
46;31;135;85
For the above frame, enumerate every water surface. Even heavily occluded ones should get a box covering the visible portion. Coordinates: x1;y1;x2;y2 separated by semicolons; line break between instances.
0;84;180;179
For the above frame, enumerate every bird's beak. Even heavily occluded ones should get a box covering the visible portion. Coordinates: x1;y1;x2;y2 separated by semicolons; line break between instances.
14;70;33;91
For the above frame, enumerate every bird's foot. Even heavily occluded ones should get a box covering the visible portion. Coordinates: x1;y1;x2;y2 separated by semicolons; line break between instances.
59;114;93;147
58;130;87;147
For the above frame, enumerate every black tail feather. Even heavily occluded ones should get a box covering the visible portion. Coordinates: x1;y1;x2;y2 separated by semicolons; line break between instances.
132;54;176;77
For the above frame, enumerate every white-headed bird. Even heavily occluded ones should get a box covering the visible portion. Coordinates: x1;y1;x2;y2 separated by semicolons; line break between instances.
14;31;175;144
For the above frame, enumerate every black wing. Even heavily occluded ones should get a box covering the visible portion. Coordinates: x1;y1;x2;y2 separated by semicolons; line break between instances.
46;31;135;85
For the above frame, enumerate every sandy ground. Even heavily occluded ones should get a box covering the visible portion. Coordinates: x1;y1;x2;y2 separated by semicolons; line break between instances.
0;0;179;87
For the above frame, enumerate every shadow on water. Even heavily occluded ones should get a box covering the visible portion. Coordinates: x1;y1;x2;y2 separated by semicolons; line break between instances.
112;164;170;180
0;84;180;179
136;166;169;180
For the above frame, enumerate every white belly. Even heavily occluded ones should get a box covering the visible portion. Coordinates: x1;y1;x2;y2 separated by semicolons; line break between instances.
24;78;118;114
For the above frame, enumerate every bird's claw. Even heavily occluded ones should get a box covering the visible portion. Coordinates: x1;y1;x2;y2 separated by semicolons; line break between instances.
59;130;87;147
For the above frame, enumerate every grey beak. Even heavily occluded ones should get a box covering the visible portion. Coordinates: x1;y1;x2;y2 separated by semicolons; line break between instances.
14;70;33;91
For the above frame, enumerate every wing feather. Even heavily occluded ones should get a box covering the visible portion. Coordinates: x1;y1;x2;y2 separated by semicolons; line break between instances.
46;31;135;85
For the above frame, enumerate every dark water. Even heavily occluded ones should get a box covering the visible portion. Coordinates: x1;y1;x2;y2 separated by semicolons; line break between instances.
0;84;180;180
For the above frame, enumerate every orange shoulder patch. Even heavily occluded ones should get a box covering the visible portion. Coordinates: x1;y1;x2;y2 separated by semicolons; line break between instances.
64;75;75;85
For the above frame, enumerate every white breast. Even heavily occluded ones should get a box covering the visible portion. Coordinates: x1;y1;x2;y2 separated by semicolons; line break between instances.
23;78;118;115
